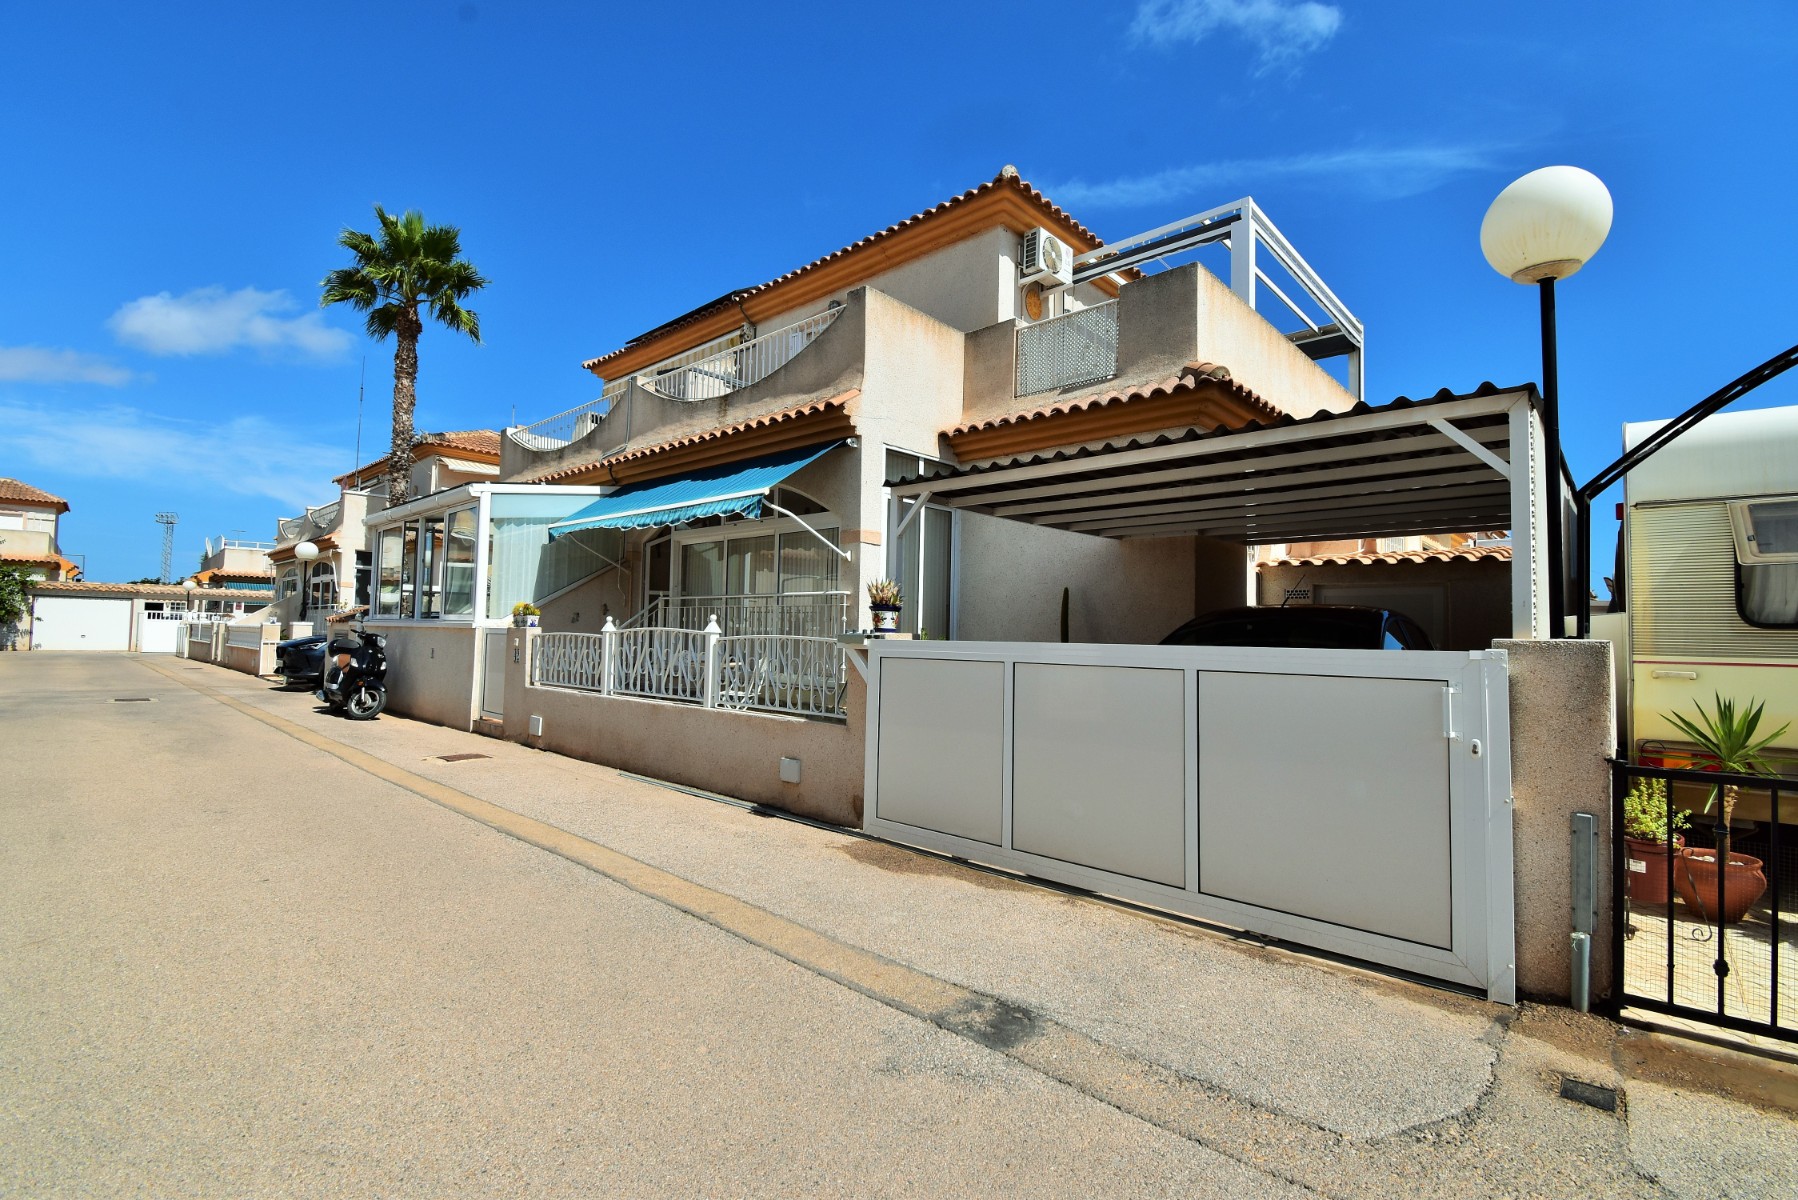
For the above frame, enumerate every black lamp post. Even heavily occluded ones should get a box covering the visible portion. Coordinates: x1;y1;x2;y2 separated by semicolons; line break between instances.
1480;166;1612;637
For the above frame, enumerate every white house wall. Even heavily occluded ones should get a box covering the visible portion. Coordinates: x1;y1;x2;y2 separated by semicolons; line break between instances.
853;289;970;607
953;518;1208;645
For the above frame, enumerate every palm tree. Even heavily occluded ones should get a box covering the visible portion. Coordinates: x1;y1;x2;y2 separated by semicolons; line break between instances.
321;206;487;504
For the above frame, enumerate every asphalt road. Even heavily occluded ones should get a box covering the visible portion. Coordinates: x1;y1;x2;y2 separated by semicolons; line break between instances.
3;651;1796;1198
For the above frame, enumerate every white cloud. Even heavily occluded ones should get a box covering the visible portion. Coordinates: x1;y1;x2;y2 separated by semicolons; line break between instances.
0;345;137;386
1044;144;1504;209
108;286;353;361
0;399;346;511
1131;0;1342;73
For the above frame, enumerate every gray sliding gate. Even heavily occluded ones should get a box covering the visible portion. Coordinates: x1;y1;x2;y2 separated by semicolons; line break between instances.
863;640;1516;1002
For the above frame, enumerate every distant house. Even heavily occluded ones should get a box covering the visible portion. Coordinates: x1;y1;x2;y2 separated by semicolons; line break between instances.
0;478;79;582
264;431;500;632
26;580;269;652
1;478;80;650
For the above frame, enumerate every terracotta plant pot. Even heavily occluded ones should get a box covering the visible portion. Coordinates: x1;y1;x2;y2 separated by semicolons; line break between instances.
1672;847;1768;924
1623;835;1683;905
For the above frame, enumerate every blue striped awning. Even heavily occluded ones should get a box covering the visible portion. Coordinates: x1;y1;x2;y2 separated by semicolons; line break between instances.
546;442;843;538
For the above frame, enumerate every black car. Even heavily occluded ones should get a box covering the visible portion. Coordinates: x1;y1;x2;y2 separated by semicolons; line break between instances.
275;633;327;686
1159;605;1436;651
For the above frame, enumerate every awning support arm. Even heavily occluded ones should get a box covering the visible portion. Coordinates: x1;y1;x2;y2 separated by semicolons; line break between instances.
764;502;852;561
1428;418;1511;480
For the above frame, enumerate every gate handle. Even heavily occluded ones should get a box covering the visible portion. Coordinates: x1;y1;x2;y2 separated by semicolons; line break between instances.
1442;685;1461;741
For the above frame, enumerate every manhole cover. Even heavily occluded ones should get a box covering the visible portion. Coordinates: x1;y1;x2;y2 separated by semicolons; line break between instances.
432;752;491;763
113;697;155;703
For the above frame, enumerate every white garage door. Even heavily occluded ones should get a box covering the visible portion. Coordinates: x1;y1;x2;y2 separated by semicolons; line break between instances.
33;597;133;651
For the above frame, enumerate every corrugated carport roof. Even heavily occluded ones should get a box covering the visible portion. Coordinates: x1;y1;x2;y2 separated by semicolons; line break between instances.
889;383;1538;544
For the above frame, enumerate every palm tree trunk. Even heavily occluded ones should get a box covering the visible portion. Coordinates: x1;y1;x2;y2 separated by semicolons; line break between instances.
387;305;422;504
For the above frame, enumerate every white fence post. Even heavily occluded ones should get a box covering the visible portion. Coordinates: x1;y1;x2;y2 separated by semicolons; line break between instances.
601;616;617;696
702;615;722;709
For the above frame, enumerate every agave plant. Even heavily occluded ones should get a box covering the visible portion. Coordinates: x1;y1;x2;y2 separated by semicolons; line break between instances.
866;578;903;607
1663;694;1790;862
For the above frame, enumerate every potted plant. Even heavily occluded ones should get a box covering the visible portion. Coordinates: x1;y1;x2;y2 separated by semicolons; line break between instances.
1663;694;1789;923
866;579;902;633
512;601;541;628
1621;777;1690;905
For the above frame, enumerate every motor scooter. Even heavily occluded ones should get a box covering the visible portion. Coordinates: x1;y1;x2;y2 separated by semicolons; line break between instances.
317;623;388;720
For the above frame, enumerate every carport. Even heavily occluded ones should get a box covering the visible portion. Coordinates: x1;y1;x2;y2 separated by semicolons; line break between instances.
864;385;1552;1001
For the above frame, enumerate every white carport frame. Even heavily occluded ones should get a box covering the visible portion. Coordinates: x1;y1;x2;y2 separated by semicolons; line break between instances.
891;385;1549;640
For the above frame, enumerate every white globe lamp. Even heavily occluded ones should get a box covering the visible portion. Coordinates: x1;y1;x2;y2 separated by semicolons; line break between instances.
1480;166;1612;638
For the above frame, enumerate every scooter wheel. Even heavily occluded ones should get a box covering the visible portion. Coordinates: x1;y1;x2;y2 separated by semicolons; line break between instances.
343;684;386;721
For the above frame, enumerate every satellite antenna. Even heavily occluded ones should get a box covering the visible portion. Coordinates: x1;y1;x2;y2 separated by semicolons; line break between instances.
154;512;179;583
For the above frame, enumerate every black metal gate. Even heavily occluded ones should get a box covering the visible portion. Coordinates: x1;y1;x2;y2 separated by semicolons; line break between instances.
1611;759;1796;1041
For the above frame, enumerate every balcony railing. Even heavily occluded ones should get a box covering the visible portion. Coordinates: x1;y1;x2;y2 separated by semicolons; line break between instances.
645;309;842;402
1016;300;1118;396
277;500;342;542
532;622;848;720
622;592;852;638
510;378;631;452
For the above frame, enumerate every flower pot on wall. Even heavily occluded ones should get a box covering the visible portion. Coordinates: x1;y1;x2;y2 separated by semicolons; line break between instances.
870;604;901;633
1624;836;1684;905
1673;847;1767;924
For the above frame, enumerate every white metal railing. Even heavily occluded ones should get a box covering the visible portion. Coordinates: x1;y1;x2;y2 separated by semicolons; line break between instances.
646;309;841;402
278;500;342;542
716;634;847;718
210;536;277;551
1016;300;1118;396
658;593;853;638
531;620;848;720
614;626;710;703
510;379;631;451
226;625;265;650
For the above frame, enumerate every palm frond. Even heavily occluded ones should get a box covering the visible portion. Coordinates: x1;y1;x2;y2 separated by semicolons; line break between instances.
1664;693;1791;775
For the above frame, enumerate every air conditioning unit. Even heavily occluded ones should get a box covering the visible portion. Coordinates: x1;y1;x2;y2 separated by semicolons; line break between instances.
1019;228;1073;287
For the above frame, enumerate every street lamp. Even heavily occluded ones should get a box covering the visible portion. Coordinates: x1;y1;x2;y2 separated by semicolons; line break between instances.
182;577;197;616
295;540;320;625
1481;166;1612;637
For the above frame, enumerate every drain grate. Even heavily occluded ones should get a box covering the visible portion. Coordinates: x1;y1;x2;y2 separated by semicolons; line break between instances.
432;752;492;763
113;697;156;703
1559;1077;1619;1112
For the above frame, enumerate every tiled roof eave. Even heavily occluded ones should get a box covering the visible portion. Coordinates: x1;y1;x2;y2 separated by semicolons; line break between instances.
519;392;859;487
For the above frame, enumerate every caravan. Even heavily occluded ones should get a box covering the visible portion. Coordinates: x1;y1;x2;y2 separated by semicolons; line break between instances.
1619;404;1798;797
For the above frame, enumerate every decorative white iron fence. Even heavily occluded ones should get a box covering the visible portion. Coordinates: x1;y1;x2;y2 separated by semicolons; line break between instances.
1016;300;1119;396
613;627;709;703
716;634;847;718
531;620;848;720
510;379;630;451
646;309;841;402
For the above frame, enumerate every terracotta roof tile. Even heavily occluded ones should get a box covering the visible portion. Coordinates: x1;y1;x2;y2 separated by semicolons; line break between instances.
335;429;502;486
584;167;1105;371
0;552;80;576
0;478;69;512
520;392;858;484
28;580;273;599
1264;544;1514;568
952;362;1282;437
422;429;502;456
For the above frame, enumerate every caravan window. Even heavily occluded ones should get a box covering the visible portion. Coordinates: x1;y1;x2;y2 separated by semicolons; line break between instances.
1739;564;1798;627
1731;498;1798;627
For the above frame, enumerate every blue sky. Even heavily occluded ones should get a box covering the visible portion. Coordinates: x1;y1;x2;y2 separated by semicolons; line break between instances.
3;1;1794;584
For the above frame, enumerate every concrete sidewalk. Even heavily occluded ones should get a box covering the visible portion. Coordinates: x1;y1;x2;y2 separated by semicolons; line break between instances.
5;652;1796;1197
